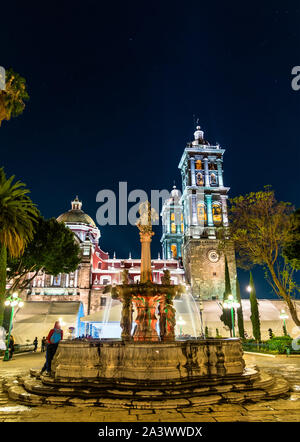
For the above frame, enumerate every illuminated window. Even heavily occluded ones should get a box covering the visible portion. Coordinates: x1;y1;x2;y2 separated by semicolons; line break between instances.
170;212;175;221
53;274;61;286
210;173;217;184
171;222;176;233
181;214;183;221
181;223;184;233
212;203;222;226
197;204;207;223
195;160;202;169
196;173;204;186
170;244;177;258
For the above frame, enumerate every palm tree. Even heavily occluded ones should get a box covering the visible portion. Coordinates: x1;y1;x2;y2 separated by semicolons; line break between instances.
0;167;39;326
0;68;29;127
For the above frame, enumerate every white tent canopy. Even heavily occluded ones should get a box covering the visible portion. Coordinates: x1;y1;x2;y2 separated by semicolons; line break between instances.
81;299;300;339
12;301;84;345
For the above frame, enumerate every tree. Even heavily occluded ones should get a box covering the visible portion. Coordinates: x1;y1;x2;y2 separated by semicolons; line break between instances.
0;68;29;126
7;217;82;291
283;208;300;270
229;188;300;326
236;278;245;339
0;168;39;325
205;326;209;338
220;256;233;335
249;272;261;341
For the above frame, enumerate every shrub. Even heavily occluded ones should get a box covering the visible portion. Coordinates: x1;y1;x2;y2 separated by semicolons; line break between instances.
267;336;292;353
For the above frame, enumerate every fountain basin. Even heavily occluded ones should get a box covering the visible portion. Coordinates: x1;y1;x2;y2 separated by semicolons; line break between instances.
5;338;290;408
51;338;245;386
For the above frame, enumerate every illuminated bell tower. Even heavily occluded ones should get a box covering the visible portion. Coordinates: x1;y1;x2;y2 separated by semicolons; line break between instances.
178;126;236;300
160;186;184;259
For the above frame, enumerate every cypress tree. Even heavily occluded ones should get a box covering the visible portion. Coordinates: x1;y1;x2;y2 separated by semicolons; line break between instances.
236;278;245;338
205;326;209;338
249;272;261;341
220;256;233;336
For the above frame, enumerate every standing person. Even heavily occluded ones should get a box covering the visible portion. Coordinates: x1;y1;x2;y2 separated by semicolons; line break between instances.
8;335;15;360
41;336;46;352
40;321;63;375
33;337;38;352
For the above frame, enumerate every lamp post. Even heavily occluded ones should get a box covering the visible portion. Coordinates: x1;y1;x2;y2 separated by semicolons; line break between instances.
222;294;240;338
198;299;205;338
3;292;24;361
279;309;289;335
194;282;205;338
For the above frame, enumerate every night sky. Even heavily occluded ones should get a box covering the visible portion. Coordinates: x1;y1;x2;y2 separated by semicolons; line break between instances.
0;1;299;298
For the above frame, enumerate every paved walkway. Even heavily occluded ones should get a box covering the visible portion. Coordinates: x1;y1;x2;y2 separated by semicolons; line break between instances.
0;352;299;422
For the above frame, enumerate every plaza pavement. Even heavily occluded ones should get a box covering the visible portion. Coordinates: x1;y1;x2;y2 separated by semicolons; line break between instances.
0;351;299;422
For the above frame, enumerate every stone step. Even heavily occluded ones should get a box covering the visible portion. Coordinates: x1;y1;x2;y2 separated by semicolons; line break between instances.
5;370;291;409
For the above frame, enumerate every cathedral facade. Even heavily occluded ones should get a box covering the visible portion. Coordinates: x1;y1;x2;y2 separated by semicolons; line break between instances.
24;126;236;316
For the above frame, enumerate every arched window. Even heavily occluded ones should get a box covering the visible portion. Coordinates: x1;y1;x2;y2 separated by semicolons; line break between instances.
210;173;217;185
170;212;175;221
212;203;222;226
170;244;177;258
98;262;102;269
171;222;176;233
195;160;202;170
197;204;207;224
196;172;204;186
53;274;61;286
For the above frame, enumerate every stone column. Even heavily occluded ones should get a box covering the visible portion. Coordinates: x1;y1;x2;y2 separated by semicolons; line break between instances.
74;270;78;288
139;231;154;282
192;194;197;225
216;159;224;187
203;158;210;187
205;194;214;227
190;157;196;186
220;195;229;226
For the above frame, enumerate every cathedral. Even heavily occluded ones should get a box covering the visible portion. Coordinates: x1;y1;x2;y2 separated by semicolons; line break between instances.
23;125;236;316
13;125;298;342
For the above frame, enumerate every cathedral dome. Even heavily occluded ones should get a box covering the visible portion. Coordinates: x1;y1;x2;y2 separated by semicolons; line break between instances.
57;197;96;227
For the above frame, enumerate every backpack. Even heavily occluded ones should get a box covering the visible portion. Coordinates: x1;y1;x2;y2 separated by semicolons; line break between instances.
50;329;62;344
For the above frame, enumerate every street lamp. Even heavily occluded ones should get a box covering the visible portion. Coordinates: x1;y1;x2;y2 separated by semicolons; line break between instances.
222;294;240;338
198;299;205;338
194;282;205;339
246;285;252;293
279;309;289;335
3;292;24;361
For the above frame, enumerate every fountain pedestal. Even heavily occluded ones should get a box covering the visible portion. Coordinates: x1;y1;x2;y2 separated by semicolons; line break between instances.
132;294;161;341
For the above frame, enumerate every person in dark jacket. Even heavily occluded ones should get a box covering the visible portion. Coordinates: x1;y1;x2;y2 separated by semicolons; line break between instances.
40;321;63;375
8;335;15;360
41;337;46;352
33;337;38;352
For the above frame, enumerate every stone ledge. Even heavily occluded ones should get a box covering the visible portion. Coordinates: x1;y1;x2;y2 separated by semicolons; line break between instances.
5;370;290;409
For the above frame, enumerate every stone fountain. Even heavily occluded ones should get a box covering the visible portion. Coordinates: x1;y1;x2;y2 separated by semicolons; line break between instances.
3;202;289;408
